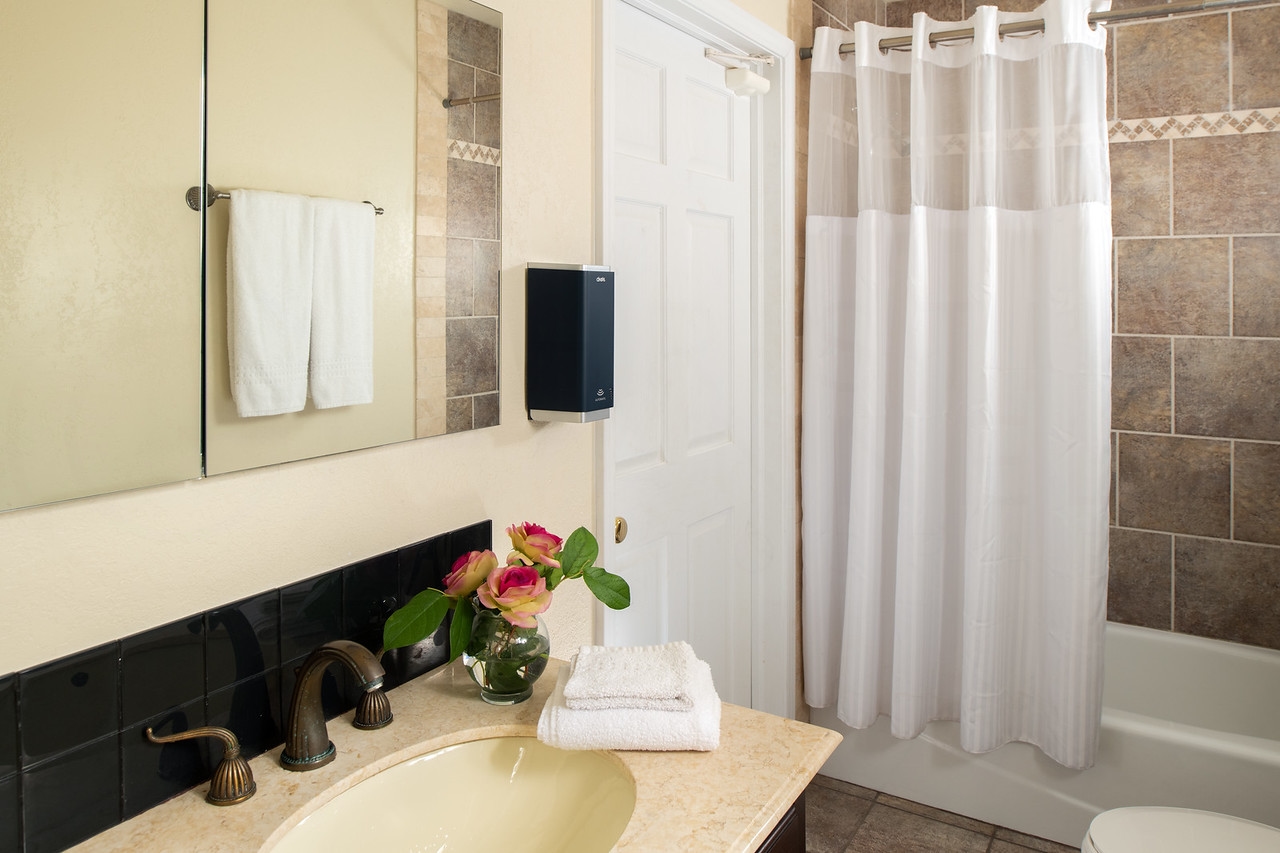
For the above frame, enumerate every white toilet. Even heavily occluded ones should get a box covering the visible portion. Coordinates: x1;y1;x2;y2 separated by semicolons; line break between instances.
1082;807;1280;852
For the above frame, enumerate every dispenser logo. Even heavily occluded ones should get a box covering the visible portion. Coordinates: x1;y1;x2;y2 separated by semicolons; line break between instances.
596;276;607;283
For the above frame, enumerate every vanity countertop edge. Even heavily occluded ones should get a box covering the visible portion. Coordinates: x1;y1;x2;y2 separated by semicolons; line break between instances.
71;657;842;853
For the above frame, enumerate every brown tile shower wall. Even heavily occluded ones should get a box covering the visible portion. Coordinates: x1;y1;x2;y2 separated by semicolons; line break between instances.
444;11;501;433
1109;3;1280;651
796;0;1280;652
415;4;502;438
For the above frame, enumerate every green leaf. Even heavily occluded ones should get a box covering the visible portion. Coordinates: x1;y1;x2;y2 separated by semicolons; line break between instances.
583;566;630;610
448;600;475;661
382;588;451;651
558;526;599;579
544;563;565;591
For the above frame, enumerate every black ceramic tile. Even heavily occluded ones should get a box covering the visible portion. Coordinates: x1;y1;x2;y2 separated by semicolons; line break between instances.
450;520;494;567
22;734;119;853
0;774;17;853
0;674;15;779
122;699;208;820
19;642;118;766
397;532;453;603
343;552;400;652
381;630;451;689
121;616;205;728
280;571;345;662
206;590;280;693
207;672;282;761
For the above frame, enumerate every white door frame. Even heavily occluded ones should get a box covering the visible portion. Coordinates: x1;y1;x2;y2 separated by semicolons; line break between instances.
595;0;797;718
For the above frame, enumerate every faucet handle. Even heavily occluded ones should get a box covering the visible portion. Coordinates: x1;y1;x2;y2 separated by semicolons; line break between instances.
145;725;257;806
354;685;393;729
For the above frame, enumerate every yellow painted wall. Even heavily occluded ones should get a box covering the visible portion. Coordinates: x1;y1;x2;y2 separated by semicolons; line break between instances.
0;0;787;677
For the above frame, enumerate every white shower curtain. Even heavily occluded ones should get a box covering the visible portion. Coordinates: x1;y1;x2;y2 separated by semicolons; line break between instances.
801;0;1111;769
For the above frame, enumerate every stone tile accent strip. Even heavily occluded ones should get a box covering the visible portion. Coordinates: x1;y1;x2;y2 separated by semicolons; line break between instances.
447;139;502;166
1110;108;1280;143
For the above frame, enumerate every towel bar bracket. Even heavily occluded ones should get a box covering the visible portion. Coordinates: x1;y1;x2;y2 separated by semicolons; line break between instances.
185;184;383;215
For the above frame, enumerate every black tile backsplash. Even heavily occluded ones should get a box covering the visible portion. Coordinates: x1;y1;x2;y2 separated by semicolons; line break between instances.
206;672;281;761
121;699;208;821
280;572;345;663
0;774;18;853
451;519;496;566
22;735;119;853
343;551;400;653
397;532;454;605
0;674;16;780
206;590;280;692
19;643;119;766
1;521;489;853
121;616;205;728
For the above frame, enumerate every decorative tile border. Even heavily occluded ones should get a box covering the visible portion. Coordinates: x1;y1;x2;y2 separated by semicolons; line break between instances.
447;139;502;166
1110;108;1280;143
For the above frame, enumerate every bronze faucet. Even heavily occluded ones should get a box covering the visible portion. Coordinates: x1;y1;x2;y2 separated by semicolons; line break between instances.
280;639;393;771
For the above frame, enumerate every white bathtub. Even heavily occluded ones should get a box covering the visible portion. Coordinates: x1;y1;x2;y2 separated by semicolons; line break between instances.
811;622;1280;846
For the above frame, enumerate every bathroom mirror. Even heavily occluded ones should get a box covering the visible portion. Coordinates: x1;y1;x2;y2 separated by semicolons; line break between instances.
0;0;500;508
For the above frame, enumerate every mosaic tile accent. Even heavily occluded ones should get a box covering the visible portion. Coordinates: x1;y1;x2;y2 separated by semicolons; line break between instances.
1109;108;1280;143
447;139;502;166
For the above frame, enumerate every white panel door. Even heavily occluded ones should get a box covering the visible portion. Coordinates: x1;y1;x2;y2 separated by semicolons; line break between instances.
603;0;753;706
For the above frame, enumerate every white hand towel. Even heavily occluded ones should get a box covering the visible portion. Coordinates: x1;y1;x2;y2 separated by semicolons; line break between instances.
309;198;375;409
227;190;313;417
537;657;720;752
563;641;697;711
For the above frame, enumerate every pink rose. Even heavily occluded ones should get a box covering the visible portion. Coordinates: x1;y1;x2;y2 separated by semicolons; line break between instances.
443;550;498;598
506;522;563;568
475;563;552;628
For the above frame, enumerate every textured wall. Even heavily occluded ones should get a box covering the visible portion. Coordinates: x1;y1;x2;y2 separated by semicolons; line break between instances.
1106;1;1280;650
799;0;1280;651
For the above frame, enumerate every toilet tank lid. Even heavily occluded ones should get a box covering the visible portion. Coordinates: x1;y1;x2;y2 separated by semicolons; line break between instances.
1088;807;1280;853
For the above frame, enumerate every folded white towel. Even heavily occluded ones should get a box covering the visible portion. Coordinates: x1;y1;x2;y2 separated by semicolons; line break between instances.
227;189;313;417
309;198;375;409
537;656;720;752
563;641;697;711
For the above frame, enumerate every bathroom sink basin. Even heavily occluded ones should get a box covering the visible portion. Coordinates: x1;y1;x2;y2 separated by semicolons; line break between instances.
264;736;636;853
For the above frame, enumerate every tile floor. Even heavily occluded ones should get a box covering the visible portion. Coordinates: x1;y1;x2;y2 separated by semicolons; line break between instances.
805;775;1081;853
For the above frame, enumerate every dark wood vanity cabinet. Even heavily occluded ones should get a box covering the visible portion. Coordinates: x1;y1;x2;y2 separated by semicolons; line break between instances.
755;791;804;853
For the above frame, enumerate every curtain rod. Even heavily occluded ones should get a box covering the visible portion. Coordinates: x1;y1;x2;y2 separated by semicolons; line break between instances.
797;0;1272;59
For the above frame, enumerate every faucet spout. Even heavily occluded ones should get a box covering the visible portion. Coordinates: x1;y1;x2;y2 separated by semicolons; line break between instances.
281;639;388;771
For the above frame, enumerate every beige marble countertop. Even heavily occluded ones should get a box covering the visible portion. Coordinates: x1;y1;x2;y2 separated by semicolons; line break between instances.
73;658;841;853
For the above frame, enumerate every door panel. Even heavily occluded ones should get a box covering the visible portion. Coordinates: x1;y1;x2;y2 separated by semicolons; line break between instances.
604;0;752;705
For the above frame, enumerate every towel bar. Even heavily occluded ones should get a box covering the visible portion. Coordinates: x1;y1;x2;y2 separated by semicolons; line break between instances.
185;184;383;215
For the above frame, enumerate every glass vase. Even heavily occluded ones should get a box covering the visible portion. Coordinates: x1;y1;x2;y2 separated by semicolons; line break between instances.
462;609;550;705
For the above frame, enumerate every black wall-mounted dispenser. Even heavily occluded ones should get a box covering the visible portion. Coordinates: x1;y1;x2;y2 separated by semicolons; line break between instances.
525;263;615;422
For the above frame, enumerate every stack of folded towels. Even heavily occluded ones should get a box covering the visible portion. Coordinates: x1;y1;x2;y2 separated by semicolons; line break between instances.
537;640;721;751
